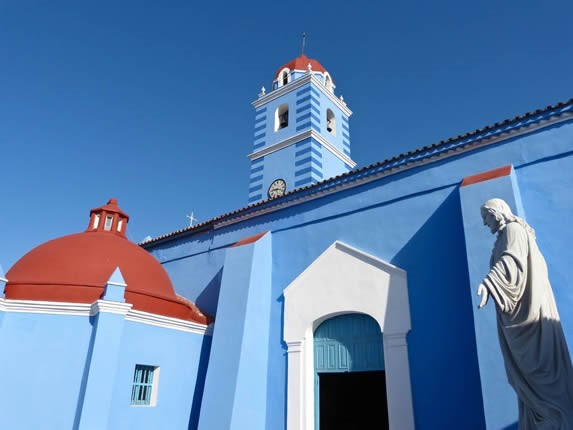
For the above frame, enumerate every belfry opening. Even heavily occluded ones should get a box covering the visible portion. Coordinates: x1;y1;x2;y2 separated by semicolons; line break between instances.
314;313;389;430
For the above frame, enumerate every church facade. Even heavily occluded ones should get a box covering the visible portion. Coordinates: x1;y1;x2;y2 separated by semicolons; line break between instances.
1;55;572;429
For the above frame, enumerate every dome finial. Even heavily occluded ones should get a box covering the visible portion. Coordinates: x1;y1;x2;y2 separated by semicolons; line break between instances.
300;32;306;55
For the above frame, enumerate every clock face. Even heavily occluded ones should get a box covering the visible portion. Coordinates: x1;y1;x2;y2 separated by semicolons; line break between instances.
268;179;287;199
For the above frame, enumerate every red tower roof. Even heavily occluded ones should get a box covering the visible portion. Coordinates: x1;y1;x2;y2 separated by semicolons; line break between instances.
274;54;329;79
5;199;208;324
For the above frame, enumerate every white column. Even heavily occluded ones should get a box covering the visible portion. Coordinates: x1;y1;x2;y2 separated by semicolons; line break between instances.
287;340;304;430
384;332;415;430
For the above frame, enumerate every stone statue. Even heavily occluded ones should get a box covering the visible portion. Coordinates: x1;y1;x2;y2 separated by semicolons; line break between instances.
477;198;573;429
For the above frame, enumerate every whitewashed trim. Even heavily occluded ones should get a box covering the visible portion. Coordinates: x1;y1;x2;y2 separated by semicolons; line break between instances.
91;300;132;315
253;74;353;117
125;309;212;335
248;129;356;168
0;298;211;335
1;299;92;316
107;280;127;287
218;113;573;230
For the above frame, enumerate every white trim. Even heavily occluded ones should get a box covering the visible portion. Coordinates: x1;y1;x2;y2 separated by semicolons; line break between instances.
107;280;128;287
1;299;92;316
247;129;356;168
283;241;415;430
125;309;213;335
219;113;573;230
91;300;132;316
0;298;211;335
253;74;352;117
277;68;291;88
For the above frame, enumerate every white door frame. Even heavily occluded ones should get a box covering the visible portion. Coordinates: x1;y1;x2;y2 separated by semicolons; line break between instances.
283;241;415;430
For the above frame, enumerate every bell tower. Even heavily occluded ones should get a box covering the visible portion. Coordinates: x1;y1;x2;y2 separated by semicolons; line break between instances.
248;55;356;203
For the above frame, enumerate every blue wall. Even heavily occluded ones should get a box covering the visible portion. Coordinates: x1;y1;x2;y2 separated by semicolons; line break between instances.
146;119;573;429
0;313;93;429
0;309;209;430
109;322;208;430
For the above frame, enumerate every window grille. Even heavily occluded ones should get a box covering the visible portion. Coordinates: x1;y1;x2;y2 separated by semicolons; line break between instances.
131;365;156;405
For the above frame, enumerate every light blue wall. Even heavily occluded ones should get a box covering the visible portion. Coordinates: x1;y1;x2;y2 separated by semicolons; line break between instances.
0;308;209;430
0;312;93;430
147;119;573;429
198;233;272;430
108;321;209;430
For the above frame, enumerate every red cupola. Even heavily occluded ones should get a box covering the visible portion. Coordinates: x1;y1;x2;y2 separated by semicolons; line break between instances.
274;54;330;81
5;199;209;324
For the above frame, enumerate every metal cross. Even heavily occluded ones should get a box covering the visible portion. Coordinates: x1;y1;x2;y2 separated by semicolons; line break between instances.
186;212;198;227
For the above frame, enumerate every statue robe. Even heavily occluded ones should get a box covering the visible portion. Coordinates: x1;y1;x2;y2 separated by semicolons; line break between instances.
483;221;573;429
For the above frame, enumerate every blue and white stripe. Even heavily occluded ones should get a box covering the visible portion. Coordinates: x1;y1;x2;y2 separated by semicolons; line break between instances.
294;138;323;188
248;157;265;202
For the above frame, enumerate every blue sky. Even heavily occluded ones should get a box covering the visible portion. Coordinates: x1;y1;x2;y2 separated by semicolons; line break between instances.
1;0;572;270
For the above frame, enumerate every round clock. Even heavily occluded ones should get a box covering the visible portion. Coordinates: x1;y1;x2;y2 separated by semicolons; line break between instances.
268;179;287;199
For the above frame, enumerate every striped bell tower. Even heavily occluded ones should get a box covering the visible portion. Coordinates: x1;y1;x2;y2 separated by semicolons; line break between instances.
247;55;356;204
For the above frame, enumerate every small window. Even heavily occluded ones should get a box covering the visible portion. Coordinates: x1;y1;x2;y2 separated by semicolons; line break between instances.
275;104;289;131
278;68;290;87
104;216;113;231
131;365;159;406
324;73;333;92
93;214;100;229
117;219;123;232
326;109;336;135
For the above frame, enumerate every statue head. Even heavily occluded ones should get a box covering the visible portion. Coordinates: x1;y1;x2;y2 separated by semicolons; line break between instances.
480;198;515;234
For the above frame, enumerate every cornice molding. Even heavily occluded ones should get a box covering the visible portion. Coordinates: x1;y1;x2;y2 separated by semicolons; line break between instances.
91;300;132;315
0;298;211;335
125;309;212;335
248;129;356;167
252;73;352;117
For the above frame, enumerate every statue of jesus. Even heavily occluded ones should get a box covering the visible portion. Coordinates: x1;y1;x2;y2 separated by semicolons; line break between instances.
477;198;573;429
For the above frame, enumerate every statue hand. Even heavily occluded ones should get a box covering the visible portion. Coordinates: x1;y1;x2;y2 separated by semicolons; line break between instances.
477;283;489;309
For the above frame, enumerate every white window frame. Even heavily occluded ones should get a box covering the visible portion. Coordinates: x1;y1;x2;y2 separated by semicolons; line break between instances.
130;364;160;407
93;214;100;229
278;67;291;87
104;215;113;231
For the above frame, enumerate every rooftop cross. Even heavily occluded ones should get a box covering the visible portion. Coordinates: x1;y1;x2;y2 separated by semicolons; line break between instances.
186;212;198;227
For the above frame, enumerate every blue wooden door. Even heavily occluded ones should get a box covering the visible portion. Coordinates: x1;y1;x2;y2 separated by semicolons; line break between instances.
314;313;384;428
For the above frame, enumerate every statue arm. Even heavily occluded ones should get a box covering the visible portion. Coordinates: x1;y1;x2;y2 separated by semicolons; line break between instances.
481;223;529;313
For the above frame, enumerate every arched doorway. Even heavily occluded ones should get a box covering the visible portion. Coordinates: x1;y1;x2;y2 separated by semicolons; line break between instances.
284;241;414;430
314;313;388;430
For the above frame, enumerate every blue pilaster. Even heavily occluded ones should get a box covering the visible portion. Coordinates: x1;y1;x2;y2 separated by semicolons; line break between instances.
198;232;272;430
76;268;132;430
459;165;523;429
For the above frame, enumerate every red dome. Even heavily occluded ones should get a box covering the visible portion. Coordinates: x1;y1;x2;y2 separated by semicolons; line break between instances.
275;54;329;79
5;199;208;324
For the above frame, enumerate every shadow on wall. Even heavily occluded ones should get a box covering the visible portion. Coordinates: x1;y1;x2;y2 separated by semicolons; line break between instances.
195;268;223;317
188;335;213;430
391;188;485;430
502;423;518;430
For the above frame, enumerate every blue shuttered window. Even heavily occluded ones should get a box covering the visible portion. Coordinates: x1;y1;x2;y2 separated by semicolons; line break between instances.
131;365;156;406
